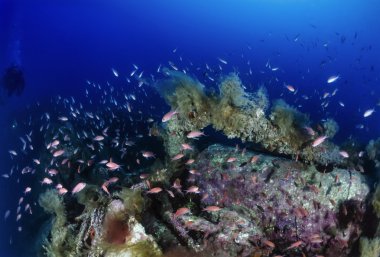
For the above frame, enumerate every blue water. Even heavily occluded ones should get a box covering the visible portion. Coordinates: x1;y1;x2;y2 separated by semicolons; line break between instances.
1;0;380;256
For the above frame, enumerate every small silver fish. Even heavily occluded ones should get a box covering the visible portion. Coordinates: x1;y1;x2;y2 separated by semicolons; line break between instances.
363;109;375;118
327;75;340;84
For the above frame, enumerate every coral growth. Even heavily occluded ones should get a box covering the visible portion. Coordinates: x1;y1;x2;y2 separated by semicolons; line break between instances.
218;73;250;108
155;70;212;157
270;99;310;150
39;190;76;257
155;71;344;166
251;85;269;112
39;190;65;216
323;118;340;138
156;69;211;132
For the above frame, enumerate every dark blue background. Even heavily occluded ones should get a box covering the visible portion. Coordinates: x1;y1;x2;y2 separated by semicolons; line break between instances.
1;0;379;256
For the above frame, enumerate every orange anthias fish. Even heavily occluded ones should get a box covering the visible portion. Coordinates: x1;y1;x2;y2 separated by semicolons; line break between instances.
147;187;163;194
312;135;328;147
171;153;184;161
181;143;193;151
250;155;260;163
262;239;275;248
162;110;178;122
93;135;104;141
108;177;119;184
101;183;111;195
285;84;296;92
202;206;222;212
186;186;200;194
58;188;68;195
226;157;237;163
186;159;195;165
41;177;53;185
174;207;190;217
51;140;60;147
186;131;205;139
142;151;156;159
286;240;303;250
72;182;86;194
53;149;65;157
106;160;121;171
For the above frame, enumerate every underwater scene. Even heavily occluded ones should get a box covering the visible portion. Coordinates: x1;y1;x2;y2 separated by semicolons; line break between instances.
1;0;380;256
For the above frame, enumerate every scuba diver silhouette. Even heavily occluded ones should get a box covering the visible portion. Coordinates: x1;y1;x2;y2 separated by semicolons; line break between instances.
2;65;25;97
0;0;25;103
